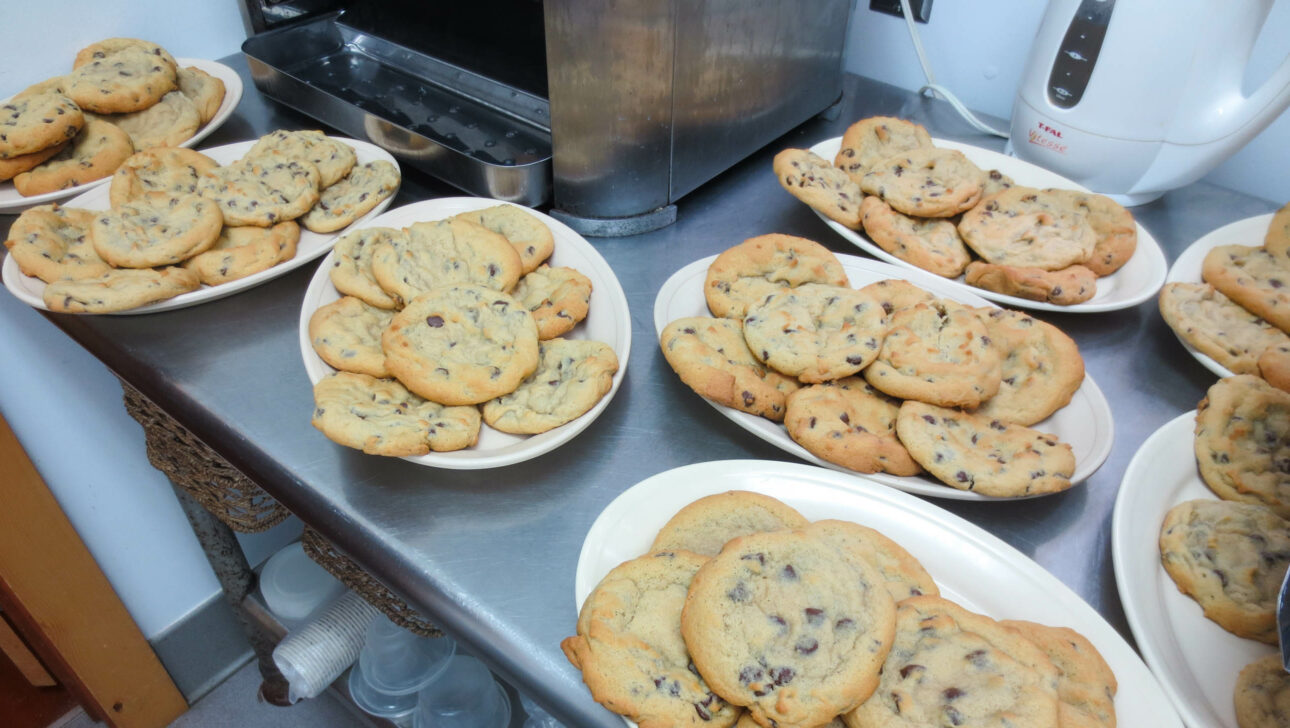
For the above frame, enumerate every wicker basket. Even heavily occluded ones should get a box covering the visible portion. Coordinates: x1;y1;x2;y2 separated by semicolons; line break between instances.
120;381;290;533
301;527;442;637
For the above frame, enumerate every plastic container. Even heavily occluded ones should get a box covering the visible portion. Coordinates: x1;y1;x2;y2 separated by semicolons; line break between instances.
519;691;565;728
259;541;347;628
348;615;456;720
414;655;511;728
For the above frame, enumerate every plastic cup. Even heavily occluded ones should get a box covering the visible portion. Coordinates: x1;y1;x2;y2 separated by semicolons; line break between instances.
348;666;419;719
414;655;511;728
359;615;456;695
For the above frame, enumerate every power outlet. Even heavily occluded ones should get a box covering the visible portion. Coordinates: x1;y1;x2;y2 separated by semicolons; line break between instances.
870;0;932;23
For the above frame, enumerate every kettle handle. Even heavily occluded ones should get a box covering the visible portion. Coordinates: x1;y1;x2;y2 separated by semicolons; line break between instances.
1242;51;1290;135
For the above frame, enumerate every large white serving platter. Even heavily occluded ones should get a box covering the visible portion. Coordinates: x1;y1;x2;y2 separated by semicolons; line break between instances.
3;136;398;315
574;459;1182;728
298;197;632;470
804;136;1168;313
1163;213;1277;379
1112;412;1276;728
0;58;244;213
653;253;1113;500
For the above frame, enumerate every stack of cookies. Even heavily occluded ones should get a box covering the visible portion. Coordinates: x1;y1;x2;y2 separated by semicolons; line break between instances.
308;204;618;457
564;490;1119;728
4;129;398;313
659;234;1085;497
1159;202;1290;392
775;116;1138;306
1156;375;1290;727
1;37;226;196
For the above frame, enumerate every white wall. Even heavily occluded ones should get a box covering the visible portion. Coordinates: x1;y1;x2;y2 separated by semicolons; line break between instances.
1;3;246;93
1;0;254;641
846;1;1290;205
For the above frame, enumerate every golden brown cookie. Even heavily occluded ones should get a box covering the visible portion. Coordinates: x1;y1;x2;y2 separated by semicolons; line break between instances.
648;491;809;558
774;148;864;229
704;233;850;320
859;195;971;278
859;148;986;218
659;316;801;422
833;116;933;185
784;377;921;476
964;261;1098;306
13;119;134;196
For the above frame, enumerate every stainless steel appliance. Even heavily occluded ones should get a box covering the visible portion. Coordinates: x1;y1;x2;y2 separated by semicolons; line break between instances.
240;0;853;234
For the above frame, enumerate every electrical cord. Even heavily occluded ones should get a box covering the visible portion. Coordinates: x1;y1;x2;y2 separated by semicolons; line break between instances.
897;0;1010;139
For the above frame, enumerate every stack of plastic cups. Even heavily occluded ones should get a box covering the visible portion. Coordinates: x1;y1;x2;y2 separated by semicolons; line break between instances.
348;615;457;724
519;692;565;728
414;654;511;728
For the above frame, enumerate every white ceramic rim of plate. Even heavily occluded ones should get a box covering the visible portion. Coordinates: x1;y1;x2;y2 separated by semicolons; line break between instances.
297;197;632;470
652;252;1114;500
0;58;243;213
2;135;399;314
1111;411;1275;728
574;459;1183;728
803;136;1168;313
1162;212;1277;380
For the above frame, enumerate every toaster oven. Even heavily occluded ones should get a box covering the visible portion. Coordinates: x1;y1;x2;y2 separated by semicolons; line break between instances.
240;0;853;234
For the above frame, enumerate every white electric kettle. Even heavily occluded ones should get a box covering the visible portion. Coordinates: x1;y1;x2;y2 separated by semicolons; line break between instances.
1011;0;1290;205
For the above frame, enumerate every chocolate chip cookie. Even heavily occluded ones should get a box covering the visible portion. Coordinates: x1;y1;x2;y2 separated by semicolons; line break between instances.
784;377;921;476
659;316;801;421
682;529;896;728
859;195;972;278
370;218;523;306
182;221;299;286
972;308;1085;426
896;400;1076;497
43;267;200;313
1203;245;1290;334
13;118;134;196
863;300;1002;409
833;116;933;185
957;187;1097;271
1195;375;1290;518
310;371;481;456
110;147;219;206
450;204;555;275
299;160;400;233
481;337;618;434
511;265;593;340
1159;498;1290;644
774;148;865;229
1159;282;1290;377
743;283;888;383
309;296;396;378
859;148;986;219
963;262;1098;306
0;81;84;159
704;234;850;320
89;192;222;268
649;491;809;558
329;227;404;310
4;203;110;283
844;596;1061;728
803;520;938;602
198;153;321;227
381;284;539;405
562;550;742;728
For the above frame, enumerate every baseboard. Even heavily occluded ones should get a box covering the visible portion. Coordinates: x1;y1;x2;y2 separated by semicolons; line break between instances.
149;593;253;703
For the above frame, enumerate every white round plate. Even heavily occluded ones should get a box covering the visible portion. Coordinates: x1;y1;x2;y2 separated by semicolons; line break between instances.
574;459;1182;728
1112;412;1273;728
653;253;1113;500
804;136;1168;313
4;135;397;315
1163;213;1277;379
298;197;632;470
0;58;244;213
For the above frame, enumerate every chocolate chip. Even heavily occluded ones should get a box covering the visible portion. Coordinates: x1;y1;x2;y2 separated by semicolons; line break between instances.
741;552;765;565
426;315;444;327
795;638;818;655
727;582;750;602
805;607;824;625
771;667;795;686
943;687;964;701
899;664;924;679
781;564;797;580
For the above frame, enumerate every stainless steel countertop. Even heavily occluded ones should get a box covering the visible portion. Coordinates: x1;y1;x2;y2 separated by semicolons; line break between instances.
4;55;1279;727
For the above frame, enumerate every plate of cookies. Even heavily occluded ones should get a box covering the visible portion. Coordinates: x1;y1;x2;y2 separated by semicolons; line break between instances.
1112;375;1290;728
654;234;1113;501
774;116;1167;312
1160;204;1290;385
0;37;244;212
298;197;630;469
2;132;400;314
565;460;1181;728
